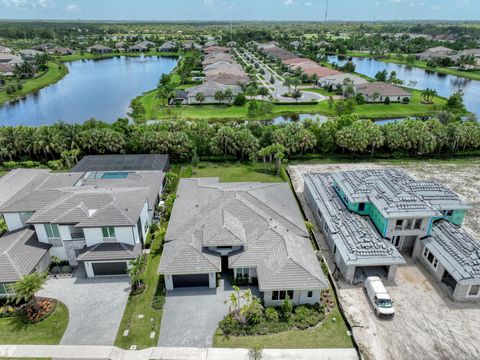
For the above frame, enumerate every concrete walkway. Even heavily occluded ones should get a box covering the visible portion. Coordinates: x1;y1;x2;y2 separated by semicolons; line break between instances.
0;345;359;360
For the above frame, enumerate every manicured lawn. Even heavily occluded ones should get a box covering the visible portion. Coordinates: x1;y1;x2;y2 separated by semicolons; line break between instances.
114;166;180;350
0;62;68;106
180;163;285;183
58;50;180;62
139;88;445;121
213;308;354;349
0;301;68;345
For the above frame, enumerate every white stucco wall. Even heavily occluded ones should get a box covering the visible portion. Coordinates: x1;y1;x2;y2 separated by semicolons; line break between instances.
83;228;103;247
34;224;49;243
3;213;23;231
140;202;149;239
209;273;216;288
58;225;72;241
115;227;137;245
262;290;320;307
49;246;68;260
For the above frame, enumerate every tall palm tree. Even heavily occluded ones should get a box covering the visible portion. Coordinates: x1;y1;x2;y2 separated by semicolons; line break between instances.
128;255;145;291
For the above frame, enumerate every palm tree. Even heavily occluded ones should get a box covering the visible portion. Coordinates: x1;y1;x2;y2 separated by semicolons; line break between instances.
128;255;145;291
283;76;294;94
195;92;206;105
13;272;48;312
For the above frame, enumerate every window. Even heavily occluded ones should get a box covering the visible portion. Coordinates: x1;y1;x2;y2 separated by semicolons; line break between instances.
102;226;116;238
358;203;366;211
423;248;438;269
468;285;480;297
392;236;401;247
44;224;60;238
271;290;294;301
395;219;403;230
414;219;422;230
307;291;313;298
445;210;454;217
236;268;249;277
405;219;413;230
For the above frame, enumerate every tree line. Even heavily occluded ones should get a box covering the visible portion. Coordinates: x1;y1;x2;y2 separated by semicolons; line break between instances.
0;116;479;170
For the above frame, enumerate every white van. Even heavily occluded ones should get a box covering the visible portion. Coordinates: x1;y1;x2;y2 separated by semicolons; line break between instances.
364;276;395;319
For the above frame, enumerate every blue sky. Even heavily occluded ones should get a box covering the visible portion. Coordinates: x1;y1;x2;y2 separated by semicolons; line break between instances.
0;0;478;21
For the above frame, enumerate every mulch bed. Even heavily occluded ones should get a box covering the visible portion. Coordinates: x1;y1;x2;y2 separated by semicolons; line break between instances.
22;297;57;324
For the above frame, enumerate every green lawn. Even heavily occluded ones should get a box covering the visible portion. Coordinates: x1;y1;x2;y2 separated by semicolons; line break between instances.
138;89;445;122
0;302;68;345
180;163;285;183
114;167;181;350
0;62;68;106
58;50;180;62
213;308;353;349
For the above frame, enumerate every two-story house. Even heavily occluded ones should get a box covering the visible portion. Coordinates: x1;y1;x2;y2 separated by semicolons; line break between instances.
304;169;480;302
0;168;164;288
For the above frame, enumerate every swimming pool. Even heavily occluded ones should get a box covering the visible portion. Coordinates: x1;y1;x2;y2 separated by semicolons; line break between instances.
100;172;130;179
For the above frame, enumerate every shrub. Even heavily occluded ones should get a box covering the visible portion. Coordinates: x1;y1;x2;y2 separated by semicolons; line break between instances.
384;96;391;105
144;232;152;249
281;297;293;318
293;305;322;330
149;222;159;234
402;97;410;104
265;307;279;322
151;277;166;310
233;92;247;106
219;314;243;335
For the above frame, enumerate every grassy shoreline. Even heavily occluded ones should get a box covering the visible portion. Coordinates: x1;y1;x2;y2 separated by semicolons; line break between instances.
346;52;480;81
58;50;180;62
137;89;445;122
0;62;68;106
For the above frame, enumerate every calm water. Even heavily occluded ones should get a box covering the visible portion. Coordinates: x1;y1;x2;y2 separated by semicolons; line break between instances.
269;113;408;125
328;56;480;117
0;55;177;126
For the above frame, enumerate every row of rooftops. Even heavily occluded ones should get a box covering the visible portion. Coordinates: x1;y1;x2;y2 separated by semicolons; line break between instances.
331;169;471;219
304;169;480;282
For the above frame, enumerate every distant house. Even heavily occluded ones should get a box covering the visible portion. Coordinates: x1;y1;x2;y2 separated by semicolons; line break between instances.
204;40;218;47
318;73;368;87
182;41;202;51
19;49;44;61
182;82;241;104
0;45;12;54
49;47;75;56
203;46;229;54
115;42;126;51
129;43;148;52
87;44;112;54
290;40;301;49
416;46;456;61
316;41;331;48
355;82;411;103
226;41;237;47
158;41;176;52
33;43;55;52
0;53;23;76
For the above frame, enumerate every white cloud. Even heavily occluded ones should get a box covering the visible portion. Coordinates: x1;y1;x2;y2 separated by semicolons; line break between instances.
304;1;312;6
66;3;78;12
0;0;55;8
203;0;214;6
283;0;296;5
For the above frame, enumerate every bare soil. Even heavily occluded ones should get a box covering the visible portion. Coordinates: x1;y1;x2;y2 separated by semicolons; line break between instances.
288;160;480;360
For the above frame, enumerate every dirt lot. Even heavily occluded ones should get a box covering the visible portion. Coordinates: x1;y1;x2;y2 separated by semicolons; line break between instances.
288;160;480;360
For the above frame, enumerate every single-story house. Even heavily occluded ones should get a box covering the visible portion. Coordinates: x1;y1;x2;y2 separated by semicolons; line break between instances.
318;73;368;87
0;53;22;75
204;73;249;86
87;44;112;54
0;45;12;54
226;41;237;47
416;46;456;61
115;42;126;51
158;41;176;52
182;41;202;51
182;82;241;104
129;43;149;52
158;178;328;306
355;82;411;103
203;46;229;54
49;47;75;56
19;49;44;61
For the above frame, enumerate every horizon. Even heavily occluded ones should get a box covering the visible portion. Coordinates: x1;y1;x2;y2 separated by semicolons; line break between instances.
0;0;479;22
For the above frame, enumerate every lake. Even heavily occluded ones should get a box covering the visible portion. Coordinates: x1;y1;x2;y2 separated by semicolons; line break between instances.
328;55;480;117
0;55;177;126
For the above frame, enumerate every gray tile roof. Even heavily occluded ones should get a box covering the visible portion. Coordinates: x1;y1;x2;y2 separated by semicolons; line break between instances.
0;169;51;207
76;242;141;262
159;178;328;291
0;227;50;283
0;169;163;228
331;169;470;219
186;82;241;97
356;82;411;97
304;173;406;267
424;221;480;283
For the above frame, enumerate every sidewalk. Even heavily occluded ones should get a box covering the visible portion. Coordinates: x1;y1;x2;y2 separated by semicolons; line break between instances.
0;345;359;360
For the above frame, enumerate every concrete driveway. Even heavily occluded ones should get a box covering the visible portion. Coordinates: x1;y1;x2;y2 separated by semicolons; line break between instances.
39;268;130;345
158;278;259;347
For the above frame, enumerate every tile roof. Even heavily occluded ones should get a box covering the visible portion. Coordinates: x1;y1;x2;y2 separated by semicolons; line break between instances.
356;82;411;97
304;173;406;267
159;178;328;291
424;221;480;283
331;169;470;218
76;242;141;262
186;82;241;97
0;227;50;283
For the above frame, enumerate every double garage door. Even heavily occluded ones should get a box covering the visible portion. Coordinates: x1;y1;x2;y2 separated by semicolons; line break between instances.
92;262;128;276
172;274;209;288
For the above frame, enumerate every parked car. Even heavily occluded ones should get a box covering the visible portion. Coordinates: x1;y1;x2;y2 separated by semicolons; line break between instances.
364;276;395;319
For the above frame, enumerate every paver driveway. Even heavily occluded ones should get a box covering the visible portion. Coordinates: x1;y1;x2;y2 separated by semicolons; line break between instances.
39;268;130;345
158;278;259;347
